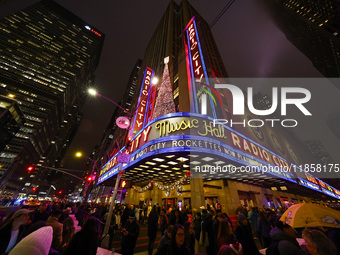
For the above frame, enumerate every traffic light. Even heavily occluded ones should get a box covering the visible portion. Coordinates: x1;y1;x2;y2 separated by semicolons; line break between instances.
32;187;37;192
26;165;35;173
126;136;132;149
86;176;93;182
58;190;62;194
120;179;130;188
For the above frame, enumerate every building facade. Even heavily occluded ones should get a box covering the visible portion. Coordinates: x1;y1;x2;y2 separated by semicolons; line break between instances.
96;0;340;214
0;0;104;193
0;96;24;153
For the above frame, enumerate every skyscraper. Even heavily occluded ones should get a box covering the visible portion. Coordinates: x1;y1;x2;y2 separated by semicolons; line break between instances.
0;0;104;192
0;96;24;152
264;0;340;78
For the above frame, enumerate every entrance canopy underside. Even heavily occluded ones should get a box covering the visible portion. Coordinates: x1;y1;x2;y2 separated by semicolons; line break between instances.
98;150;336;201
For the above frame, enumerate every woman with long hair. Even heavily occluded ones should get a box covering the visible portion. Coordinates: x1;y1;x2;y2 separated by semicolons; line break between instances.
217;219;233;248
156;224;191;255
64;218;100;255
61;217;75;252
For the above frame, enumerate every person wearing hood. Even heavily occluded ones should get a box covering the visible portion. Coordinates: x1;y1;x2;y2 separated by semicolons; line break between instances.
269;220;305;255
157;225;174;253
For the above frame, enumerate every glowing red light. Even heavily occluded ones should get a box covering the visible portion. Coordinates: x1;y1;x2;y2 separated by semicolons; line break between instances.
26;166;34;173
127;136;132;142
91;29;102;37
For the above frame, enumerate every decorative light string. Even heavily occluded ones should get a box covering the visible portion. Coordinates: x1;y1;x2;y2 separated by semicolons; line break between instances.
131;172;190;195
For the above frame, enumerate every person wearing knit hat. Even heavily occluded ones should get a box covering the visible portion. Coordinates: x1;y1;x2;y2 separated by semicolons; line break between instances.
0;209;31;254
9;226;53;255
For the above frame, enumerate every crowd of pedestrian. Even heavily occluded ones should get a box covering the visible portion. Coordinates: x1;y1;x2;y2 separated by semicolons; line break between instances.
0;200;103;255
0;201;339;255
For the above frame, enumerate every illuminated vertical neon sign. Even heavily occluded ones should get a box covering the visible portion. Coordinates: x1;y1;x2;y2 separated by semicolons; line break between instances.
130;67;154;137
184;16;217;118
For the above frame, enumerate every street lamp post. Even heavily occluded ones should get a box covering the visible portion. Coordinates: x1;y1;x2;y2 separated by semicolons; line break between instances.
103;170;124;237
88;89;131;116
75;152;98;202
86;88;159;235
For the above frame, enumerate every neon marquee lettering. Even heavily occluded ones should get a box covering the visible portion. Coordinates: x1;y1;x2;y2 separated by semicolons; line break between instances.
131;67;154;135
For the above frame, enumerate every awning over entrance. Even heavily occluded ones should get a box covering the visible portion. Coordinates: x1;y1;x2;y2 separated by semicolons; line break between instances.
97;113;340;200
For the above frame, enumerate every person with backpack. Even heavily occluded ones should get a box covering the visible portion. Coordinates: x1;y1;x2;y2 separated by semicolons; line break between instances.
267;220;305;255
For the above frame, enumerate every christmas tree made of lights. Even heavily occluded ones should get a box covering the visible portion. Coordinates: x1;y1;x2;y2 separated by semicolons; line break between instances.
152;56;176;119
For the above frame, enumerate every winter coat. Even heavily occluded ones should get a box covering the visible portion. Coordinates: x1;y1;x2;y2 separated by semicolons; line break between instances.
64;230;99;255
269;227;305;255
250;211;259;232
234;223;261;255
258;217;272;239
121;220;140;249
148;210;158;238
157;229;171;253
156;240;191;255
0;223;25;254
202;213;215;254
193;218;201;241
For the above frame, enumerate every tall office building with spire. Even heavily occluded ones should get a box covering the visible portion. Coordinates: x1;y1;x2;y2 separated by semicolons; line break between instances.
0;0;104;191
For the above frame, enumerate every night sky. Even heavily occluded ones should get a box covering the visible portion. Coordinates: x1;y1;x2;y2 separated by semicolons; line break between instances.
2;0;339;180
